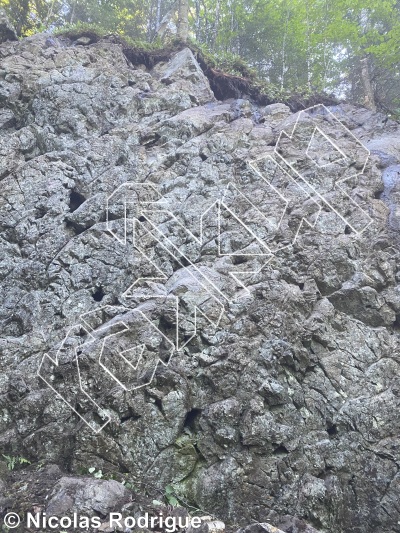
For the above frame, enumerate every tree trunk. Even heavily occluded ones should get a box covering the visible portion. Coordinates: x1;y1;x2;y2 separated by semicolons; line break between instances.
280;3;290;91
155;2;176;41
70;2;76;24
194;0;200;40
360;57;376;112
305;0;312;90
177;0;189;42
156;0;162;29
212;0;220;46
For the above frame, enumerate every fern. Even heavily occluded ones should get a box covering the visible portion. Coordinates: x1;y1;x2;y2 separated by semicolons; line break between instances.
2;454;31;471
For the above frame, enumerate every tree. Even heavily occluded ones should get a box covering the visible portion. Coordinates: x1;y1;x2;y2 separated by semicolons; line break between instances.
177;0;189;41
360;57;376;111
1;0;400;114
0;0;65;35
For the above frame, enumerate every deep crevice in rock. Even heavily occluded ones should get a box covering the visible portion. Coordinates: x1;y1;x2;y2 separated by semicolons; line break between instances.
65;219;85;235
120;410;141;424
273;444;289;456
327;423;338;437
69;190;86;212
184;408;202;430
392;314;400;330
344;225;352;234
92;287;105;302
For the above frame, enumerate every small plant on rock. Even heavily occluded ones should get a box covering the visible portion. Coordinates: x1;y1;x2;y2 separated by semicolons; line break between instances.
2;454;31;471
164;484;180;507
88;467;103;479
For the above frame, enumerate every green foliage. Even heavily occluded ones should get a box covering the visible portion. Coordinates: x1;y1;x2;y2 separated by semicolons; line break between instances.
191;0;400;112
55;21;163;52
1;0;399;112
164;484;180;507
88;466;104;478
121;479;135;490
54;21;110;38
0;0;66;36
86;467;140;486
213;52;258;79
2;454;31;471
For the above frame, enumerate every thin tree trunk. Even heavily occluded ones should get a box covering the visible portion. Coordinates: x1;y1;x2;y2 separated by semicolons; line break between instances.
194;0;200;40
155;1;176;41
360;57;376;111
202;0;210;46
44;0;57;28
156;0;162;28
305;0;312;90
70;1;76;24
230;0;237;54
322;0;329;90
281;3;290;91
147;0;155;40
177;0;189;42
212;0;220;47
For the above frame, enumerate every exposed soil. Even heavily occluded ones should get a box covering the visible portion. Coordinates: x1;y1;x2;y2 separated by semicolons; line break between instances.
57;29;339;111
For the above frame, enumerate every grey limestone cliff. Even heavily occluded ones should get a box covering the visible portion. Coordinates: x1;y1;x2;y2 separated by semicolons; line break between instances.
1;30;400;533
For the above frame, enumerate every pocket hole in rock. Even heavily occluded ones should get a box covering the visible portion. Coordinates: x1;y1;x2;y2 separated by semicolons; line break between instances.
344;225;352;235
327;423;338;436
184;408;202;430
92;287;105;302
69;190;86;212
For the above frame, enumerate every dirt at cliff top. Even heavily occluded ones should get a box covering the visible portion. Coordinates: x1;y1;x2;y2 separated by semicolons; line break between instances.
0;31;400;533
52;28;339;110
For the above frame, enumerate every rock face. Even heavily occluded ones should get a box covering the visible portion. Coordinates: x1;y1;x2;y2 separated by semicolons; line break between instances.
46;476;131;516
0;32;400;533
0;10;17;43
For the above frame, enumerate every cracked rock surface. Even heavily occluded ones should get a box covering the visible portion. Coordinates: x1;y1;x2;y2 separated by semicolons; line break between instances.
0;32;400;533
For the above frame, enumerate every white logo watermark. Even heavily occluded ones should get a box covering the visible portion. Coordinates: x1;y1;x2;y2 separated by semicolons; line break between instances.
4;511;202;531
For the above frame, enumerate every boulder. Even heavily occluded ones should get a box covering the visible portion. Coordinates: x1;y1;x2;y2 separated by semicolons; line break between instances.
46;477;131;516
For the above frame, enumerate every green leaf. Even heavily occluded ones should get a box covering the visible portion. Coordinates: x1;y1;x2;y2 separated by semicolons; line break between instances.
167;495;179;507
88;467;96;474
165;484;174;495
